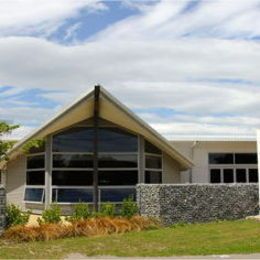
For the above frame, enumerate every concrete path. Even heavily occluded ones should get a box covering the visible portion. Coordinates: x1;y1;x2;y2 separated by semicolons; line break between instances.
64;253;260;259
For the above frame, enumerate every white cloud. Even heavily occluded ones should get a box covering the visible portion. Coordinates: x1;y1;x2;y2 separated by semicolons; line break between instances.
0;0;260;139
0;0;107;36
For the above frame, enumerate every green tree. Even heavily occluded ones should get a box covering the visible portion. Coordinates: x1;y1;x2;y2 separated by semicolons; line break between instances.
0;121;19;161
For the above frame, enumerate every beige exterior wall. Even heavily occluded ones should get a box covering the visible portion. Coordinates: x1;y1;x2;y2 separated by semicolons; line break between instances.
6;155;26;209
171;140;257;183
162;152;181;183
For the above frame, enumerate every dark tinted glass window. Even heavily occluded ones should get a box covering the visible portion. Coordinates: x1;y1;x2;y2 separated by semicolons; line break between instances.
236;169;247;183
98;171;138;186
235;153;257;164
52;171;93;186
223;169;234;183
100;188;136;202
26;171;45;185
98;154;137;168
249;169;258;183
28;143;45;153
98;128;137;152
52;188;93;203
145;171;162;184
145;155;162;169
209;153;233;164
27;155;45;169
210;169;221;183
53;127;94;152
24;188;44;202
53;154;93;168
145;141;161;154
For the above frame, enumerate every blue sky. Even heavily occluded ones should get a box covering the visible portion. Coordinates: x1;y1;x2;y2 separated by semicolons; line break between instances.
0;0;260;139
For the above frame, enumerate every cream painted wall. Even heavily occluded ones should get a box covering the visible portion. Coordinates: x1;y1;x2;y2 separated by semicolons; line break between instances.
6;154;26;209
171;141;257;183
162;152;181;183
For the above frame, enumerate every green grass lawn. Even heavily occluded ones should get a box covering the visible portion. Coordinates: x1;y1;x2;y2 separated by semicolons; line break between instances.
1;219;260;259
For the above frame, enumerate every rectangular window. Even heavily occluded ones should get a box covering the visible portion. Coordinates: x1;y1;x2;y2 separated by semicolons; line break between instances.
235;153;257;164
209;153;233;164
145;140;162;154
100;188;136;202
223;169;234;183
236;169;247;183
145;155;162;169
53;127;94;152
210;169;221;183
145;171;162;184
26;171;45;185
98;154;138;168
98;171;138;186
53;154;93;168
27;155;45;169
249;169;258;183
24;188;44;202
52;171;93;186
52;188;93;203
98;128;138;152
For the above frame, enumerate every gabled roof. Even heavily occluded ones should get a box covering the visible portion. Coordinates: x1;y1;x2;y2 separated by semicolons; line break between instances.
1;86;193;170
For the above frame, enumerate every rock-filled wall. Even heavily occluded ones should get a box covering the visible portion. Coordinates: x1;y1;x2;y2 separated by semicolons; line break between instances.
137;184;259;225
0;186;5;233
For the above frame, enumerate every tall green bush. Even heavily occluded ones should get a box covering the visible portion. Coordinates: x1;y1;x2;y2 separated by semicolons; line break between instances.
100;202;116;217
66;203;91;222
6;204;30;227
120;197;138;218
38;204;61;224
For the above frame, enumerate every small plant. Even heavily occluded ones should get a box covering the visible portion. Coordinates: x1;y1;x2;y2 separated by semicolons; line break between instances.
38;204;61;224
100;202;116;217
6;204;30;227
120;197;138;218
66;203;91;222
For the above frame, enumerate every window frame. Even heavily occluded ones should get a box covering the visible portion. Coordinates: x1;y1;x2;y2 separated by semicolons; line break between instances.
144;143;163;184
24;152;46;204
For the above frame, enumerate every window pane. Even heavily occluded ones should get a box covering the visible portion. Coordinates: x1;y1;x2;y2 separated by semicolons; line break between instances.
145;140;161;154
145;155;162;169
26;171;45;185
249;169;258;183
223;169;234;183
27;155;45;169
235;153;257;164
52;171;93;186
98;171;138;186
27;142;45;153
98;154;137;168
53;188;93;203
98;128;138;152
100;188;136;202
236;169;247;183
145;171;162;184
210;169;221;183
209;153;233;164
53;154;93;168
53;127;94;152
24;188;44;202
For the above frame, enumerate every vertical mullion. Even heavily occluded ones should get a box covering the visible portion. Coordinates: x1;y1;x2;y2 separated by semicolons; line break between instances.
45;135;52;209
93;85;100;211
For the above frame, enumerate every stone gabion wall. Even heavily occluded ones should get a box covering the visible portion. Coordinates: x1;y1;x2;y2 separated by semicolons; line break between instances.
0;186;6;233
137;184;259;225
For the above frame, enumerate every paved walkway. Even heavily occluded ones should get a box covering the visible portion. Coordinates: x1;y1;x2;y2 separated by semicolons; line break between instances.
64;253;260;259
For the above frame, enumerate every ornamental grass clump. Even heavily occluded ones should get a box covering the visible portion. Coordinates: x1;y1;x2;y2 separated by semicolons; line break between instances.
2;216;159;243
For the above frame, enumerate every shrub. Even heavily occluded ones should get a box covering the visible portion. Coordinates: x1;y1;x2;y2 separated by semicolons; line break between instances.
120;197;138;218
6;204;30;227
38;204;61;224
66;203;91;222
3;216;159;242
100;202;116;217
